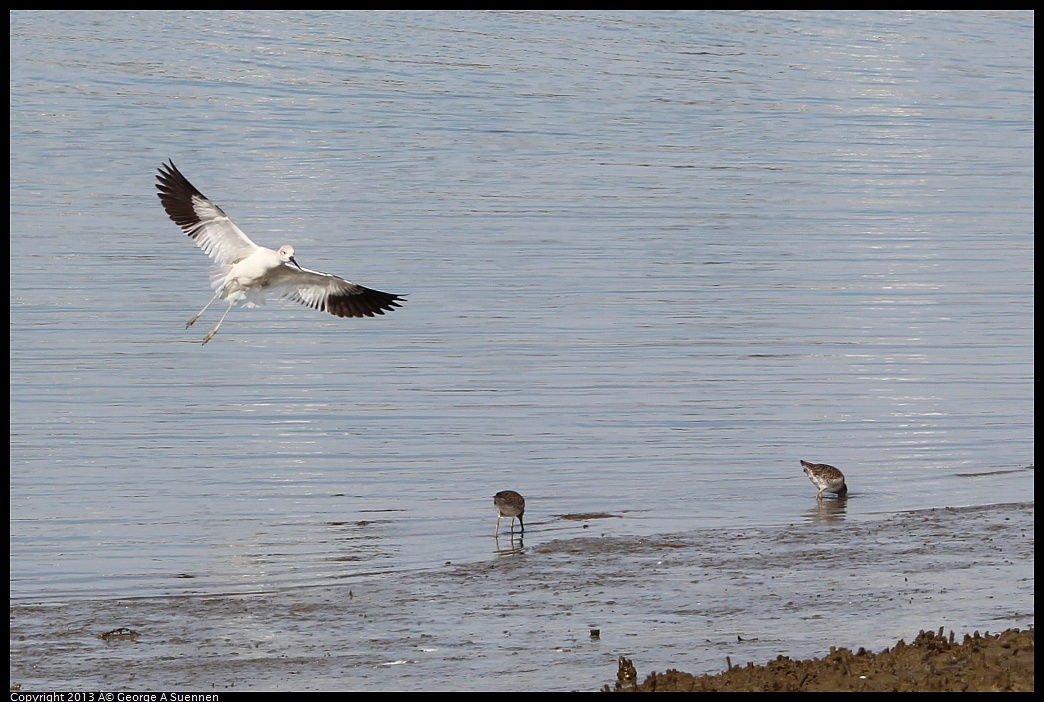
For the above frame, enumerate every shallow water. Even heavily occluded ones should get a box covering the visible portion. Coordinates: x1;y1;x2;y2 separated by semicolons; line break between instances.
9;10;1034;690
10;502;1034;691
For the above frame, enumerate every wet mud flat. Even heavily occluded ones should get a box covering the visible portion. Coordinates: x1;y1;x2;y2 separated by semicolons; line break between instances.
607;627;1034;692
10;502;1034;691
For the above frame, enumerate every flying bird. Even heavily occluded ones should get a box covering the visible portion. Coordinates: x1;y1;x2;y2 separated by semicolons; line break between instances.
156;160;404;344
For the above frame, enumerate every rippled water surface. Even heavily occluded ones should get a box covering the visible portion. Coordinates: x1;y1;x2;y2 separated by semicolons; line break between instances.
9;10;1033;690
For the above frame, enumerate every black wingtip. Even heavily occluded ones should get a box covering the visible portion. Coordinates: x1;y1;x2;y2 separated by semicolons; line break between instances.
327;288;406;318
156;161;209;230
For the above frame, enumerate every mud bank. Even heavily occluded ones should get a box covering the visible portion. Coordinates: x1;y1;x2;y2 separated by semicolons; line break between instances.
606;627;1034;692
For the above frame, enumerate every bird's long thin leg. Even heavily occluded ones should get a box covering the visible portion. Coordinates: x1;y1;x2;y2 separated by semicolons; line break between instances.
186;288;223;329
201;300;236;345
519;515;524;534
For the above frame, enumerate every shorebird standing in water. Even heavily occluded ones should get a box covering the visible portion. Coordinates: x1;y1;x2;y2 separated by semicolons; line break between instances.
801;460;848;500
156;160;404;344
494;490;525;536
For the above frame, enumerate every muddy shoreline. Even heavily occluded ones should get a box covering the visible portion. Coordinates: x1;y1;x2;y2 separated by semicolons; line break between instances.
606;627;1034;692
10;502;1034;691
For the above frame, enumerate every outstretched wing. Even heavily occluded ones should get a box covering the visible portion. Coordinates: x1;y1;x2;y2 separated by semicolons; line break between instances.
276;266;405;318
156;160;259;266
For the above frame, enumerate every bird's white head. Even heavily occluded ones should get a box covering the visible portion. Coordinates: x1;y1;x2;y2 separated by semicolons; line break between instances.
278;245;301;269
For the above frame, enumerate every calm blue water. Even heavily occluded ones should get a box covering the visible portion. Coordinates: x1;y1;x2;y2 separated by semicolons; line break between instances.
10;8;1033;618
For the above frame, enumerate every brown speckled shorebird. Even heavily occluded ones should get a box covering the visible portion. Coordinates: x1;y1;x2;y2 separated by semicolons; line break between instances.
801;460;848;500
493;490;525;536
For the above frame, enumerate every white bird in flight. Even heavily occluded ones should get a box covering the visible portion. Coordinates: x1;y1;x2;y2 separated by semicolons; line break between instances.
156;160;404;344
